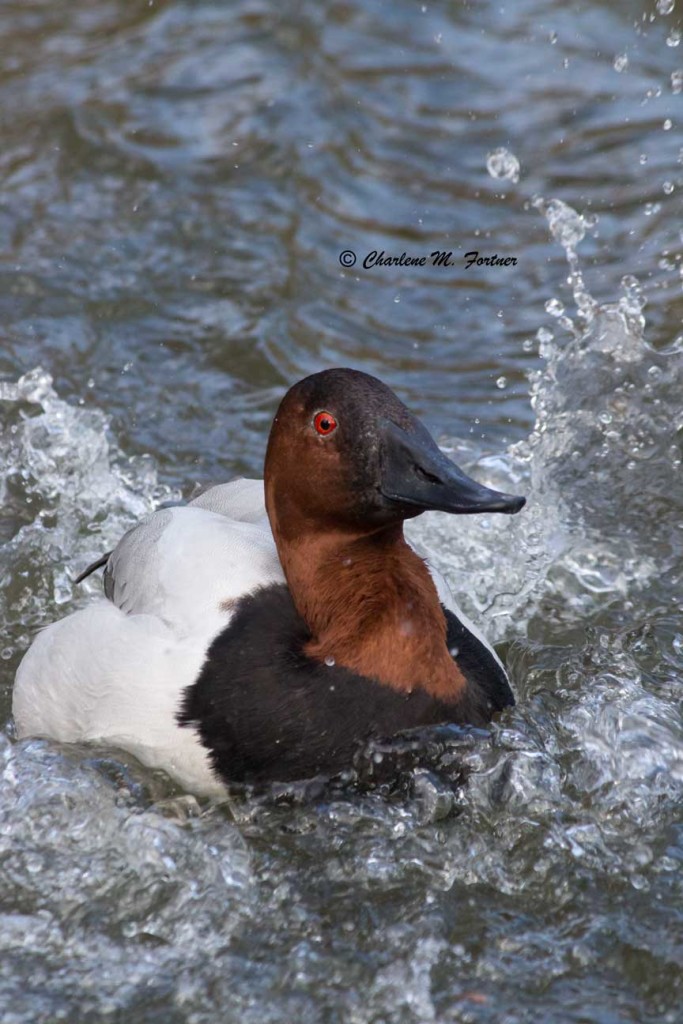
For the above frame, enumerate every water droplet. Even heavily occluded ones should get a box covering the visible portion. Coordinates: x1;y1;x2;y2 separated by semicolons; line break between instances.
613;53;629;72
537;327;554;344
496;376;507;389
639;153;648;164
630;874;649;891
549;30;558;44
324;655;336;667
663;181;675;194
486;147;520;183
672;70;683;94
523;338;534;352
656;0;675;14
536;197;586;250
663;119;673;130
449;646;460;657
545;298;565;317
620;274;645;317
666;29;681;47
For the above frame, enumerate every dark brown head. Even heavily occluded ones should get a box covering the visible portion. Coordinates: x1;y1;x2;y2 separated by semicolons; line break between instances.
264;367;525;543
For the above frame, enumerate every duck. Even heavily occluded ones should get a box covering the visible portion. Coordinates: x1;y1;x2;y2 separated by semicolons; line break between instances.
12;368;526;795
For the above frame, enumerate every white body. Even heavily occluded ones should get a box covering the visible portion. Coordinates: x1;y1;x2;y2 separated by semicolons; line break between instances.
13;479;501;794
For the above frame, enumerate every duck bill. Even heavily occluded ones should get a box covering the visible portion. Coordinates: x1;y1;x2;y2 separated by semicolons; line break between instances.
379;419;526;516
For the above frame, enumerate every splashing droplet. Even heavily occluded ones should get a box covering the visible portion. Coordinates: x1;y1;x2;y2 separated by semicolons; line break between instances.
613;54;629;72
618;275;646;329
656;0;675;14
534;197;586;250
666;29;681;47
545;298;565;317
486;148;521;184
536;326;555;358
496;376;507;389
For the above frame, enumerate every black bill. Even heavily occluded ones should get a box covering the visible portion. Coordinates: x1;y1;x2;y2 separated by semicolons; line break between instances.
379;419;526;516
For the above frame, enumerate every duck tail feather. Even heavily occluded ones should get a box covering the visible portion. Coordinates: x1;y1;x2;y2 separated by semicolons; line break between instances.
73;552;111;585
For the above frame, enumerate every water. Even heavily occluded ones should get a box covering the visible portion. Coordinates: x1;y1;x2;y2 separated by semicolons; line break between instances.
1;1;682;1021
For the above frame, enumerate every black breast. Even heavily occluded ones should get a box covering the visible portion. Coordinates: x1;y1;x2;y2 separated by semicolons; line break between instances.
178;584;514;786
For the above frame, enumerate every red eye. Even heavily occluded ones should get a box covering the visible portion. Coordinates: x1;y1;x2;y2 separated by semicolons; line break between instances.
314;411;338;436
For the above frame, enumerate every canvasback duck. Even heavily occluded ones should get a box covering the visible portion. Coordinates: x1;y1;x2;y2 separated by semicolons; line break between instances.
13;368;525;794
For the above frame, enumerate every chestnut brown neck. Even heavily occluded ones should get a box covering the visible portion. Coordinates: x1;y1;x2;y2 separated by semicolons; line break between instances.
269;515;466;700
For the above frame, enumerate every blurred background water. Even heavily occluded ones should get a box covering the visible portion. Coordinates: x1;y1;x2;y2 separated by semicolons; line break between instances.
0;1;681;1022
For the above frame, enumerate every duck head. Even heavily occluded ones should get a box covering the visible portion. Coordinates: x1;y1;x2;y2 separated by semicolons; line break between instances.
264;367;525;540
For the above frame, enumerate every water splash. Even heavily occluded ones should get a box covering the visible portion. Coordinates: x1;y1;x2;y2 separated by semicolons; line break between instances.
0;734;255;1020
409;196;682;640
0;368;177;671
400;195;683;931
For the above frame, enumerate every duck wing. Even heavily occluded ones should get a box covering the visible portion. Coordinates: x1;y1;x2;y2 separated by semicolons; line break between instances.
103;492;283;639
188;477;269;524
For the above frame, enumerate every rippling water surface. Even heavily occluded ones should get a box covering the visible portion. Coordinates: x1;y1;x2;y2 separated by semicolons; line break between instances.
1;1;682;1021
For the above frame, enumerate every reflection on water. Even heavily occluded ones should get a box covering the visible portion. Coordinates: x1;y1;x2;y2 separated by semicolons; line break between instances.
0;1;681;1021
